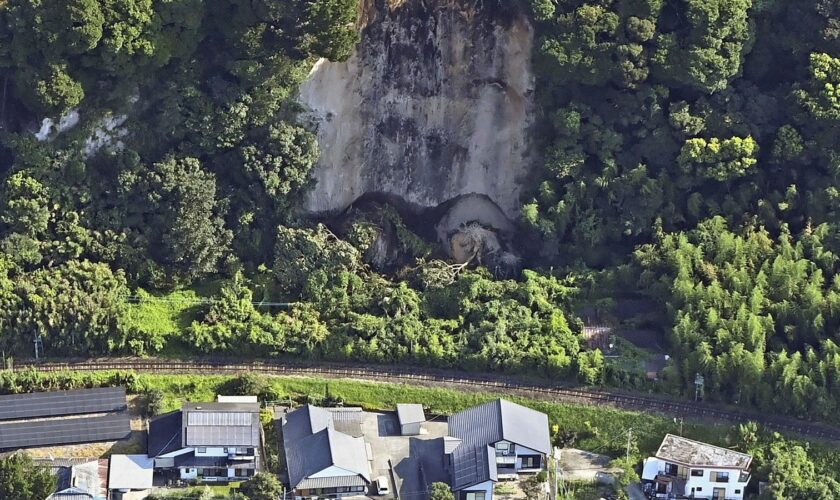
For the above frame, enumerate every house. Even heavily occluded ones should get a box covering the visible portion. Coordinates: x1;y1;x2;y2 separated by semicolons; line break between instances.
147;402;261;482
445;399;551;500
282;405;371;499
641;434;752;500
37;458;107;500
108;454;154;498
397;404;425;436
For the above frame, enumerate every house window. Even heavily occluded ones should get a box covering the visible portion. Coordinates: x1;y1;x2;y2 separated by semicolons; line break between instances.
197;447;207;453
466;492;486;500
735;490;741;494
521;455;541;468
691;469;704;477
665;463;678;475
696;487;703;491
223;448;228;453
710;471;730;483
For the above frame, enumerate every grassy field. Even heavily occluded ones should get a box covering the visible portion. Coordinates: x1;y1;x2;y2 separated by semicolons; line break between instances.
124;286;219;355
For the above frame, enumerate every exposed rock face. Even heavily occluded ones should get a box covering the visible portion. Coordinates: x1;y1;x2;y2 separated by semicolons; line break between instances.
299;0;535;219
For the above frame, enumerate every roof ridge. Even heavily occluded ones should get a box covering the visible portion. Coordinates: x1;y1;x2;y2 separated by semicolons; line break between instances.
326;426;336;466
496;399;505;440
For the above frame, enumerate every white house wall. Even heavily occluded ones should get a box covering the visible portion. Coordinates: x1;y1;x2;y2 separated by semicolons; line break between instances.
461;480;494;500
180;468;198;480
642;457;748;500
195;447;229;457
685;469;748;500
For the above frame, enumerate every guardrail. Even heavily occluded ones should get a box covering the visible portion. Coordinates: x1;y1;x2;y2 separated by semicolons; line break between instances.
12;357;840;442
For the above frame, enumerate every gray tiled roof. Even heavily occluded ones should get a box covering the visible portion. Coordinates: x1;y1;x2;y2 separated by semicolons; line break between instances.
44;460;102;500
283;406;370;490
448;399;550;454
329;408;364;438
46;487;94;500
283;405;333;444
297;475;368;490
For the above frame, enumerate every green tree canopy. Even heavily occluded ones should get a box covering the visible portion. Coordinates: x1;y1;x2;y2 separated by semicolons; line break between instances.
0;453;56;500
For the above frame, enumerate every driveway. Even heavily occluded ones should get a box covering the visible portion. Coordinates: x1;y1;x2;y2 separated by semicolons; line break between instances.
360;411;449;500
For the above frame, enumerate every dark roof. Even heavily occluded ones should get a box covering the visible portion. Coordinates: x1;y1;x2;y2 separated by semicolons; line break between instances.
448;399;550;454
283;406;370;490
0;413;131;450
148;411;183;457
53;466;73;491
181;402;261;448
0;387;126;421
283;405;333;442
448;399;549;491
173;452;256;469
451;445;497;490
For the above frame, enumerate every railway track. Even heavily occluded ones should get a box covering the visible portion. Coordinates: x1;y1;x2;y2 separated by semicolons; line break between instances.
16;358;840;442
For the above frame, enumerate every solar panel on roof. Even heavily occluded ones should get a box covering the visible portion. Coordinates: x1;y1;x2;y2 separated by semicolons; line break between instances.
0;387;126;421
0;413;131;449
187;412;252;426
185;425;258;447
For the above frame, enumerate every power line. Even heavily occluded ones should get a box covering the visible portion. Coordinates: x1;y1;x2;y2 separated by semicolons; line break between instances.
122;295;295;307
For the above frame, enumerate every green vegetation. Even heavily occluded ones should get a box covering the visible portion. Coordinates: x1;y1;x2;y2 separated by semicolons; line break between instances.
430;482;455;500
0;0;838;430
0;453;56;500
2;368;837;498
238;473;284;500
147;484;243;500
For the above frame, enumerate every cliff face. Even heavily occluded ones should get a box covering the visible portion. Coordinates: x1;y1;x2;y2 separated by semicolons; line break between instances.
299;0;535;220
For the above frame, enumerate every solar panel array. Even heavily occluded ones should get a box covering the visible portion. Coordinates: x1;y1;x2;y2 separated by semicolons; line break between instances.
0;413;131;449
185;425;258;447
187;411;252;426
0;387;127;420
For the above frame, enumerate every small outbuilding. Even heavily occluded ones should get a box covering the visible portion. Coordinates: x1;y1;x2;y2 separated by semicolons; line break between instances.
397;404;425;436
108;454;154;496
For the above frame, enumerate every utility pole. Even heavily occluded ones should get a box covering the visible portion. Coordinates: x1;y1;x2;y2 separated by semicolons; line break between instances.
694;373;705;402
626;428;632;463
33;334;43;360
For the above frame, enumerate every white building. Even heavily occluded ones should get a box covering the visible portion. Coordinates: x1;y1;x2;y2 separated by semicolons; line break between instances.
446;399;551;500
148;402;262;482
642;434;752;500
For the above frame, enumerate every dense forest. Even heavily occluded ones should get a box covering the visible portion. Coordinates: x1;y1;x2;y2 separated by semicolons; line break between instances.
0;0;838;423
